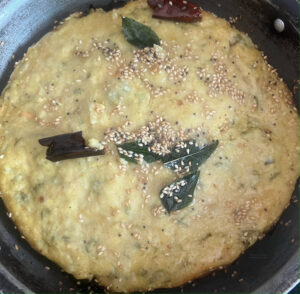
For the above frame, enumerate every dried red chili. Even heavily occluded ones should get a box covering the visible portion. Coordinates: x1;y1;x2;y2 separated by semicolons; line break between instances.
147;0;202;23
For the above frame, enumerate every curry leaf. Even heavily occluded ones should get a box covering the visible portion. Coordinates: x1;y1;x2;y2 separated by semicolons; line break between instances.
117;140;219;174
122;17;160;49
163;140;219;173
160;171;200;213
39;131;104;162
117;141;161;163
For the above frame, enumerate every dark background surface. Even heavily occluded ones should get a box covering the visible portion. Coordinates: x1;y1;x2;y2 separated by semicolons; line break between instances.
0;0;299;293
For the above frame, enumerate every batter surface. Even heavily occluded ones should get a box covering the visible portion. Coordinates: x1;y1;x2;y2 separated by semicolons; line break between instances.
0;0;298;292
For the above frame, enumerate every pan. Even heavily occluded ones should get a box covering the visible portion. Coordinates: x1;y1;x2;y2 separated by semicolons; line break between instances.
0;0;299;293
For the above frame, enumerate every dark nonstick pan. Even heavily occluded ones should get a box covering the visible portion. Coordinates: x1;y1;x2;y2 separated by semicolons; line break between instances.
0;0;299;293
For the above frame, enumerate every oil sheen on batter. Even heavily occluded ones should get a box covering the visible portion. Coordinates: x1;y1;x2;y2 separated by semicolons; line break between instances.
0;0;298;292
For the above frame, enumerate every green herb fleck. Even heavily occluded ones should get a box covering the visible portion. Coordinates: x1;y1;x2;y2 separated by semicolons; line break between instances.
160;171;200;213
240;230;260;249
269;172;280;181
73;88;84;95
122;17;160;49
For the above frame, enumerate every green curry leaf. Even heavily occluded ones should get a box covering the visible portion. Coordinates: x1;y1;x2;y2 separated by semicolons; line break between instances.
117;141;161;164
160;171;200;213
163;140;219;173
122;17;160;49
117;140;219;174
